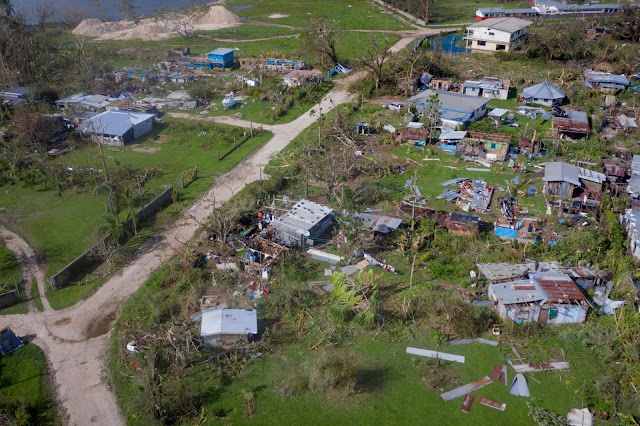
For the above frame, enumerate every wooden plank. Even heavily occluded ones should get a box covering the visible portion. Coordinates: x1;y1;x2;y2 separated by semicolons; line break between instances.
477;396;506;411
460;394;475;413
440;376;493;401
511;361;570;373
406;347;465;364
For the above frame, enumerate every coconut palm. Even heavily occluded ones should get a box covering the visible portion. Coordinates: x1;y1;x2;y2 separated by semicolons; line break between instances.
94;182;121;222
98;214;127;245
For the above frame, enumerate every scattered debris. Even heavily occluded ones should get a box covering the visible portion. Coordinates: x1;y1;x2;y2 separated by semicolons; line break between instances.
509;373;530;397
489;364;508;385
460;394;475;413
126;341;139;353
406;347;465;364
567;408;594;426
448;338;499;347
307;249;344;264
511;361;570;373
441;376;493;401
477;396;506;411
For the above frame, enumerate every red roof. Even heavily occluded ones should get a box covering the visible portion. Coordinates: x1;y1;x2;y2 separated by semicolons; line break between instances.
534;274;587;304
553;110;590;135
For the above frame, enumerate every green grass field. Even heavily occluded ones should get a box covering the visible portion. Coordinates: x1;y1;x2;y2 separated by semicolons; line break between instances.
199;24;300;39
0;119;272;308
0;343;58;424
226;0;409;30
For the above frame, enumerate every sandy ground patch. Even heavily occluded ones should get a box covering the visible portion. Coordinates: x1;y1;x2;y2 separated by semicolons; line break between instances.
132;146;161;154
73;4;239;41
268;13;290;19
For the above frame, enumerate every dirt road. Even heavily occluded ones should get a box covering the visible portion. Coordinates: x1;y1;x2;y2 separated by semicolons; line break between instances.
0;26;452;426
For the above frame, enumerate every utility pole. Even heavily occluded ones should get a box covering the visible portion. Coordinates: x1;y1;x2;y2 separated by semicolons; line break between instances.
318;104;322;146
249;102;253;137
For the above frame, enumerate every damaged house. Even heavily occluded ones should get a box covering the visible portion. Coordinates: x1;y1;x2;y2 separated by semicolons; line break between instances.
552;109;590;140
406;89;489;129
583;70;629;93
271;199;334;247
458;132;511;162
542;162;605;202
200;308;258;348
488;272;588;325
462;76;510;100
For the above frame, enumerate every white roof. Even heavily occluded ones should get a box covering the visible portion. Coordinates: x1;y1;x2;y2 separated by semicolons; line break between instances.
489;108;509;118
272;199;333;235
489;280;545;305
439;130;468;141
200;309;258;337
468;17;533;33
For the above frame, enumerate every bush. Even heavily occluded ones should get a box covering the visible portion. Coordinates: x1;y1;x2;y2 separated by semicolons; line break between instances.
306;348;358;395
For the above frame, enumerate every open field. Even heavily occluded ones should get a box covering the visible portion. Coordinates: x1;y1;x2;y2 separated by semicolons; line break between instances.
0;343;58;424
429;0;531;24
0;119;272;292
227;0;409;30
199;24;300;39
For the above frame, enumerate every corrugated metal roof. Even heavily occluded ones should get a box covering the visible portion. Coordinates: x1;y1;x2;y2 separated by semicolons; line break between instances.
553;110;590;134
468;17;533;32
200;309;257;336
272;199;333;235
78;110;155;137
521;80;565;101
531;272;587;303
544;162;581;186
407;89;489;122
353;213;402;233
584;70;629;87
489;280;546;304
477;261;562;281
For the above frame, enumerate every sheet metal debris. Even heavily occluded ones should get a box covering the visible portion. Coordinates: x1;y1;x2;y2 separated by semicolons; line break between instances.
441;376;493;401
509;373;530;397
466;168;491;172
489;364;507;385
448;338;499;347
442;177;469;187
567;408;593;426
477;396;506;411
475;338;499;347
511;361;569;373
460;394;475;413
406;347;465;364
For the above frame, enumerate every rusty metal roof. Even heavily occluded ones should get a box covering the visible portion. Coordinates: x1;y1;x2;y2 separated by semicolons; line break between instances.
553;110;590;134
532;272;587;304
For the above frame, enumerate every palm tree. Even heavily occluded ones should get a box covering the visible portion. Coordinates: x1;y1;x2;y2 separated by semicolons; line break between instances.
98;214;127;245
94;182;121;222
0;0;14;19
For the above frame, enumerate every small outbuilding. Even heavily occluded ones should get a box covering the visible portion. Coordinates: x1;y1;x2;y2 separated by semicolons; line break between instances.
78;110;155;146
200;308;258;348
271;199;334;247
0;327;24;355
520;80;565;106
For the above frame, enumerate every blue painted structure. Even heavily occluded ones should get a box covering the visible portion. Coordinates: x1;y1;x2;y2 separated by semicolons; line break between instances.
207;48;235;69
0;328;24;355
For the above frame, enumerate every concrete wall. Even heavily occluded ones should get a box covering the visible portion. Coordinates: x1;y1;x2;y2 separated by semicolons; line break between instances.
0;289;20;309
50;187;173;290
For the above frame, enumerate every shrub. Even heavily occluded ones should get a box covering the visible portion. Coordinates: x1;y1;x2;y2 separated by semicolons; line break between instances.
307;348;358;395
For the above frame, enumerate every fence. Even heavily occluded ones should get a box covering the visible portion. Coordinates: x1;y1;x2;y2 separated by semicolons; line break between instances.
49;187;174;290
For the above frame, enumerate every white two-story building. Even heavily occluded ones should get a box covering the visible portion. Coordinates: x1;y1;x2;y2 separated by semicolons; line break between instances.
465;17;533;53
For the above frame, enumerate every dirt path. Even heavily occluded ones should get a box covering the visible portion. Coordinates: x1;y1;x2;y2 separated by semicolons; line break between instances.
0;27;452;426
204;33;301;42
0;227;50;312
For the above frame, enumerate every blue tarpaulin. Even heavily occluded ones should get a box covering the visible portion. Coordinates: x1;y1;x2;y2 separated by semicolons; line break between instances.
494;227;518;239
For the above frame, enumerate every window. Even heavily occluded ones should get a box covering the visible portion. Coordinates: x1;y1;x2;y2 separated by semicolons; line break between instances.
477;40;486;46
488;32;495;35
549;309;558;319
496;44;506;51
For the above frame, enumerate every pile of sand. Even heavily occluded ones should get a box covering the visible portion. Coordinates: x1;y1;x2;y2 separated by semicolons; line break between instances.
73;5;239;41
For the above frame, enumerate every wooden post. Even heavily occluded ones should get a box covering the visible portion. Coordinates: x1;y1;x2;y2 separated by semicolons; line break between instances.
217;150;219;161
234;137;237;147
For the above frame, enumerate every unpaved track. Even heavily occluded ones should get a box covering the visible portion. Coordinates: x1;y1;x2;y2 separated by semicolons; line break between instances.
0;27;452;426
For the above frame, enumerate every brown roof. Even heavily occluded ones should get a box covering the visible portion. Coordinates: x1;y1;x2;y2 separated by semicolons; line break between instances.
534;274;587;304
553;110;590;134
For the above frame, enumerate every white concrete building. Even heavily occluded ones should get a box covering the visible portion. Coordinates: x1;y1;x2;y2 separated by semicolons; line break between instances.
465;18;533;52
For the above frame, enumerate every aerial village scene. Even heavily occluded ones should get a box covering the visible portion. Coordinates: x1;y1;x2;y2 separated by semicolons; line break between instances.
2;0;640;424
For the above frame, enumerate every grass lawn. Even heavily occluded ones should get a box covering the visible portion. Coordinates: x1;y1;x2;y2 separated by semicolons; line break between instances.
199;24;300;39
0;343;58;424
0;119;272;309
31;277;44;312
226;0;409;30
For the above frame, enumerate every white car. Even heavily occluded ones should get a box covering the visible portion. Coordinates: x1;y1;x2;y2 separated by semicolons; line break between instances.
386;102;404;111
